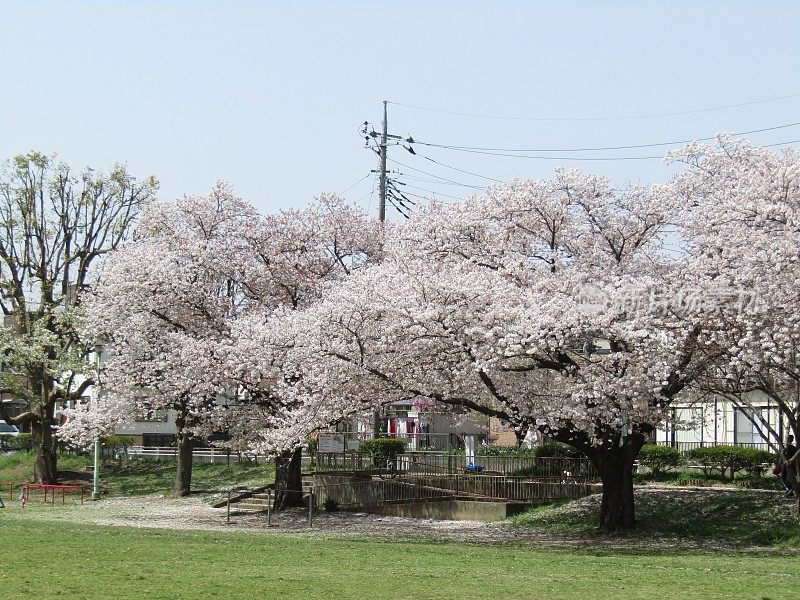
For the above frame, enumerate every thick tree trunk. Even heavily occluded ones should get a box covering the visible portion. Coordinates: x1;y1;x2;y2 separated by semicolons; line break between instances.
174;431;193;497
587;436;645;531
31;410;58;484
273;447;304;511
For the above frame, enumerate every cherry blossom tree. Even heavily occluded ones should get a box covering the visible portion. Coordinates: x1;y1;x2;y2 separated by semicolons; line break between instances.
78;183;257;496
0;152;157;483
671;139;800;495
73;187;380;501
299;170;707;530
220;194;381;509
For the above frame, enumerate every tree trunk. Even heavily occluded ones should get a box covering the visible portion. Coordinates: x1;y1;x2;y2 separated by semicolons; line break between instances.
31;410;58;484
174;431;193;497
273;447;304;511
587;436;645;531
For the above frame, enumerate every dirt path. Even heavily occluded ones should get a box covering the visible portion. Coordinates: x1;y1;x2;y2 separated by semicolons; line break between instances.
4;490;797;554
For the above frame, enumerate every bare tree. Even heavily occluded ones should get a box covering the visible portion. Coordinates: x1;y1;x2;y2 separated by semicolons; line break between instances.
0;151;158;483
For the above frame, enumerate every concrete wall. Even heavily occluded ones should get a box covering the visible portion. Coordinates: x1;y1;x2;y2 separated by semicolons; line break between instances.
363;499;533;522
313;473;602;521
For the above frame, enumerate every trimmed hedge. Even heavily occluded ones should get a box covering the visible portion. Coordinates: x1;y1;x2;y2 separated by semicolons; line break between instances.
638;444;683;476
476;445;536;457
0;433;33;451
359;438;407;457
683;445;775;479
533;443;577;459
101;435;135;450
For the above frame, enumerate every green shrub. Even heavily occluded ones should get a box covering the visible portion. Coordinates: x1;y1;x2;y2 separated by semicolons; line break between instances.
0;433;33;451
99;435;135;460
683;445;775;479
102;435;135;450
533;443;575;459
676;471;717;486
477;445;536;457
736;474;782;490
737;447;775;477
0;434;16;450
306;437;318;454
509;465;552;477
638;445;683;476
359;438;406;457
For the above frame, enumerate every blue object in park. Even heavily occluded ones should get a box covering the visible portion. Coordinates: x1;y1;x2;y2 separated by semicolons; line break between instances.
465;463;485;473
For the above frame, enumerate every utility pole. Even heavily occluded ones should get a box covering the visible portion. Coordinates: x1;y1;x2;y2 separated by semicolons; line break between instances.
363;101;415;223
373;101;389;439
361;103;419;441
378;100;388;223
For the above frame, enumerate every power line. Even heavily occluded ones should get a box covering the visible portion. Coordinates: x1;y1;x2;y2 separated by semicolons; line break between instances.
394;190;429;201
763;139;800;148
409;136;800;163
417;147;663;161
392;139;800;194
365;102;800;219
338;173;372;195
414;154;506;183
388;93;800;122
392;139;800;193
355;174;378;212
387;157;489;187
398;183;466;200
393;172;487;189
411;121;800;153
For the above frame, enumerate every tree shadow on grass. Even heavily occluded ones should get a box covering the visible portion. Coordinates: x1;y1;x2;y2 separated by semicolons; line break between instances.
510;488;800;549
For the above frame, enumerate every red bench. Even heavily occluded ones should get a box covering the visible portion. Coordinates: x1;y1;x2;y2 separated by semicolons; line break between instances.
22;483;85;505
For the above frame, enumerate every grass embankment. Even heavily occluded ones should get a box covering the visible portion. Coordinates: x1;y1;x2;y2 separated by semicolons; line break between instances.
511;488;800;547
0;517;797;600
0;451;273;496
634;470;782;490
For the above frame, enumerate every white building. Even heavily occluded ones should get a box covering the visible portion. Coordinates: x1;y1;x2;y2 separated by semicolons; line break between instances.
656;391;787;452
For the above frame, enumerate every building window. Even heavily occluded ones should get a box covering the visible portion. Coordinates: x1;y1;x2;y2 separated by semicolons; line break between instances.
135;409;169;423
733;407;774;449
142;434;176;447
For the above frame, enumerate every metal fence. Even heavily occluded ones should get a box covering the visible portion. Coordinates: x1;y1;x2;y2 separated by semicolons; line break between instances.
318;431;458;452
396;474;600;502
655;441;773;452
312;473;601;509
313;476;456;509
127;446;268;464
312;451;599;481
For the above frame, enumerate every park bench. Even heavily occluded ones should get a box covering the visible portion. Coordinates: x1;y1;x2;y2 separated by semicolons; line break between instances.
22;483;85;505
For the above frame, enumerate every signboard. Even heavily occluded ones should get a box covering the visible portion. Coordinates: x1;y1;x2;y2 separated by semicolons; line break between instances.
318;432;345;453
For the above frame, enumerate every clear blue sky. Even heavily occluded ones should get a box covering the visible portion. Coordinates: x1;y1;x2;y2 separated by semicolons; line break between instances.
1;1;798;217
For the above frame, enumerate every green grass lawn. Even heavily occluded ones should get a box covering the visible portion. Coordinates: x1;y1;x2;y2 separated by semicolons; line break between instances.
0;452;274;496
634;470;782;490
0;516;796;600
0;450;90;481
511;488;800;547
102;459;274;496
